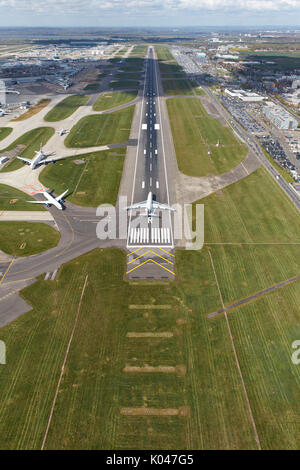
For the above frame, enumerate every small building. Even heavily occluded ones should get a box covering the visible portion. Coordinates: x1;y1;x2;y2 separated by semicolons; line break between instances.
224;88;266;102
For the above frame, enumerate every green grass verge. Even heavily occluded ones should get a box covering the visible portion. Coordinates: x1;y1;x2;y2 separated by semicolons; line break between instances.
39;149;126;207
0;127;12;142
115;72;142;80
0;222;60;256
0;184;45;211
84;82;101;91
155;45;174;61
109;80;140;90
162;78;194;96
167;97;247;176
93;91;138;112
65;105;135;148
0;127;55;172
44;95;89;122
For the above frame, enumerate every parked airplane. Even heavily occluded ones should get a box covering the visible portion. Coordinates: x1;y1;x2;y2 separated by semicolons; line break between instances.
126;191;175;223
57;128;68;136
17;144;63;170
27;189;69;210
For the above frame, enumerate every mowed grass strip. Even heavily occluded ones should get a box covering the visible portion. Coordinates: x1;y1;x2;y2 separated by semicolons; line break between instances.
0;127;12;142
44;95;89;122
115;72;142;80
0;184;45;211
155;45;174;61
162;78;194;96
12;99;51;121
109;80;140;90
167;98;247;176
93;91;138;112
0;249;258;450
65;105;135;148
39;149;126;207
0;127;55;172
84;82;101;91
0;222;60;256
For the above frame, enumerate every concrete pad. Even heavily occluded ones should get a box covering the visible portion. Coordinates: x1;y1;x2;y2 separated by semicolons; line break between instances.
0;211;54;221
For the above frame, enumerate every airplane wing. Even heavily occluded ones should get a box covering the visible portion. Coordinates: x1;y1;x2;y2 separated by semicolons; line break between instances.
55;189;68;201
125;201;148;210
39;157;64;165
17;156;32;165
152;201;175;211
26;200;47;205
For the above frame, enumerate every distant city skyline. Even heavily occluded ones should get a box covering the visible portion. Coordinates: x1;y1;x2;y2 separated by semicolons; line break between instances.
0;0;299;28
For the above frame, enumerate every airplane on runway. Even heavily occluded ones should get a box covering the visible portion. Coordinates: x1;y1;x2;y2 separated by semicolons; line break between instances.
126;191;175;223
17;144;63;170
57;128;68;136
27;189;69;210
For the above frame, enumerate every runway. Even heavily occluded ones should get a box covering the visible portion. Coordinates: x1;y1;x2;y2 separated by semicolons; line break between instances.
125;47;176;279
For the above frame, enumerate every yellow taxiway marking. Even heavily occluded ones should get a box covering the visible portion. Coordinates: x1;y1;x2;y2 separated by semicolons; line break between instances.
0;258;15;286
158;247;175;258
126;258;175;275
127;250;174;266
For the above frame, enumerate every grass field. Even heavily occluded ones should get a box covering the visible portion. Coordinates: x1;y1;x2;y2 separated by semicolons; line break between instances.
12;99;51;121
84;82;101;91
0;184;45;211
129;45;148;57
0;127;12;142
162;79;194;96
155;45;174;61
44;95;89;122
167;98;247;176
39;149;126;207
0;127;55;172
120;65;143;73
115;72;142;80
1;215;300;448
0;168;300;448
65;105;134;148
109;80;140;90
0;222;60;256
93;91;137;112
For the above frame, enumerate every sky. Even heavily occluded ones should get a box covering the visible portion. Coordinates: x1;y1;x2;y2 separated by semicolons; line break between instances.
0;0;299;28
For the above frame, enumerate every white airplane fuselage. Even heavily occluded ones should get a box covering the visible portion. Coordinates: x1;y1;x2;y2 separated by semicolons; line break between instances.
30;152;45;169
43;191;64;210
146;191;153;218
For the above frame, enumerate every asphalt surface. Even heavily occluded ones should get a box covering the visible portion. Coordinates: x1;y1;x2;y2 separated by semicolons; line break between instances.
208;274;300;319
125;47;175;279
